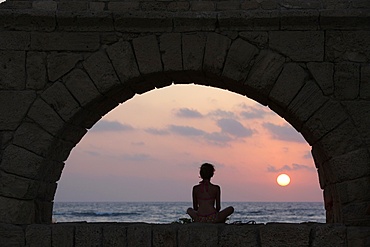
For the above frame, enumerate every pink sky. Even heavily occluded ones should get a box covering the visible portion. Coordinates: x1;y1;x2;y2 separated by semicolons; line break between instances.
55;84;322;202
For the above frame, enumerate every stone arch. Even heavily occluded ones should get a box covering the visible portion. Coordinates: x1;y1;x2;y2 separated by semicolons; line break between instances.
1;30;369;226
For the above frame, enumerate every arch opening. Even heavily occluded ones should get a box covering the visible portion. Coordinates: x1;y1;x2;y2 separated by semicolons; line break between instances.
53;84;324;224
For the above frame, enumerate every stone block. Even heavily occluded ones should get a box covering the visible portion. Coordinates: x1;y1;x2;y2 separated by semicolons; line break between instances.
347;226;370;247
173;12;217;32
51;224;74;247
325;31;370;62
108;2;140;12
341;100;370;145
0;171;39;199
26;224;51;247
75;224;103;247
190;1;215;11
127;224;152;247
0;223;24;247
285;80;328;131
320;9;370;31
182;32;206;73
64;69;102;107
28;98;65;136
103;224;127;247
106;41;141;84
37;181;57;201
222;38;259;83
279;0;322;9
334;62;360;100
27;51;47;90
1;145;44;179
0;90;36;130
62;123;86;146
216;1;240;10
33;1;57;11
269;63;306;110
178;224;218;247
89;2;105;12
133;35;163;75
83;51;122;95
280;10;319;30
13;122;54;157
301;100;348;145
152;224;177;247
43;159;65;183
219;224;259;246
218;11;280;31
71;108;102;129
0;31;29;50
311;224;346;247
260;223;311;247
58;1;87;12
41;81;81;122
31;32;100;51
48;138;75;162
0;10;55;32
312;120;364;161
360;64;370;99
307;62;334;95
0;51;26;90
241;0;259;10
140;1;167;11
57;12;114;32
167;1;190;11
0;131;13;150
239;31;268;49
35;200;53;224
269;31;324;61
47;52;83;82
203;32;231;77
160;33;182;72
114;12;173;32
324;149;370;184
245;50;285;100
0;196;35;224
342;202;370;226
336;177;370;205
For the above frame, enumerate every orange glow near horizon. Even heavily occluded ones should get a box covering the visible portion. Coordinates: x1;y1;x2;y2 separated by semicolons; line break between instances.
55;84;322;203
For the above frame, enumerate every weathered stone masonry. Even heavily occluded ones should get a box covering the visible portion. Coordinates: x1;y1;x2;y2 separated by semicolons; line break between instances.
0;0;369;245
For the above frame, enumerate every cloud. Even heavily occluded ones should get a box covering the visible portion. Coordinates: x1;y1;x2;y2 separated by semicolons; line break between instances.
217;118;254;137
174;108;203;118
121;153;152;162
239;103;273;119
145;128;170;135
262;122;306;143
168;125;205;136
90;120;134;132
207;109;236;119
303;151;312;159
203;132;234;146
267;163;316;172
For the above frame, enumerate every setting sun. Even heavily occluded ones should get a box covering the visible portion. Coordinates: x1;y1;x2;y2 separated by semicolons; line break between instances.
277;174;291;187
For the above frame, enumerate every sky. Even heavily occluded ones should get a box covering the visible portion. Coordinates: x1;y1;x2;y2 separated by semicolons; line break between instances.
54;84;323;202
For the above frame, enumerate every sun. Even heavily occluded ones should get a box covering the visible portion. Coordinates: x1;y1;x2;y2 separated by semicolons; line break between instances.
277;174;291;186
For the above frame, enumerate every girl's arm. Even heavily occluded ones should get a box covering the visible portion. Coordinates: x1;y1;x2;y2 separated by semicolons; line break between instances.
216;186;221;212
192;187;198;211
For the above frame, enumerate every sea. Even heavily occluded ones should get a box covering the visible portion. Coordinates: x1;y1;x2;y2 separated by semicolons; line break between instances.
52;202;325;224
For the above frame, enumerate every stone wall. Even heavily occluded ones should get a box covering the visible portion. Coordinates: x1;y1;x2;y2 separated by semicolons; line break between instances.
0;0;369;227
1;222;369;247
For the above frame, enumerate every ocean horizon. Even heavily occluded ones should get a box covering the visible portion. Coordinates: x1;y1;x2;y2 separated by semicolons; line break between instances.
52;201;326;224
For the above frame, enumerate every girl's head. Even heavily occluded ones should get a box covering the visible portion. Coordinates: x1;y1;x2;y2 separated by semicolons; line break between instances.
199;163;215;180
